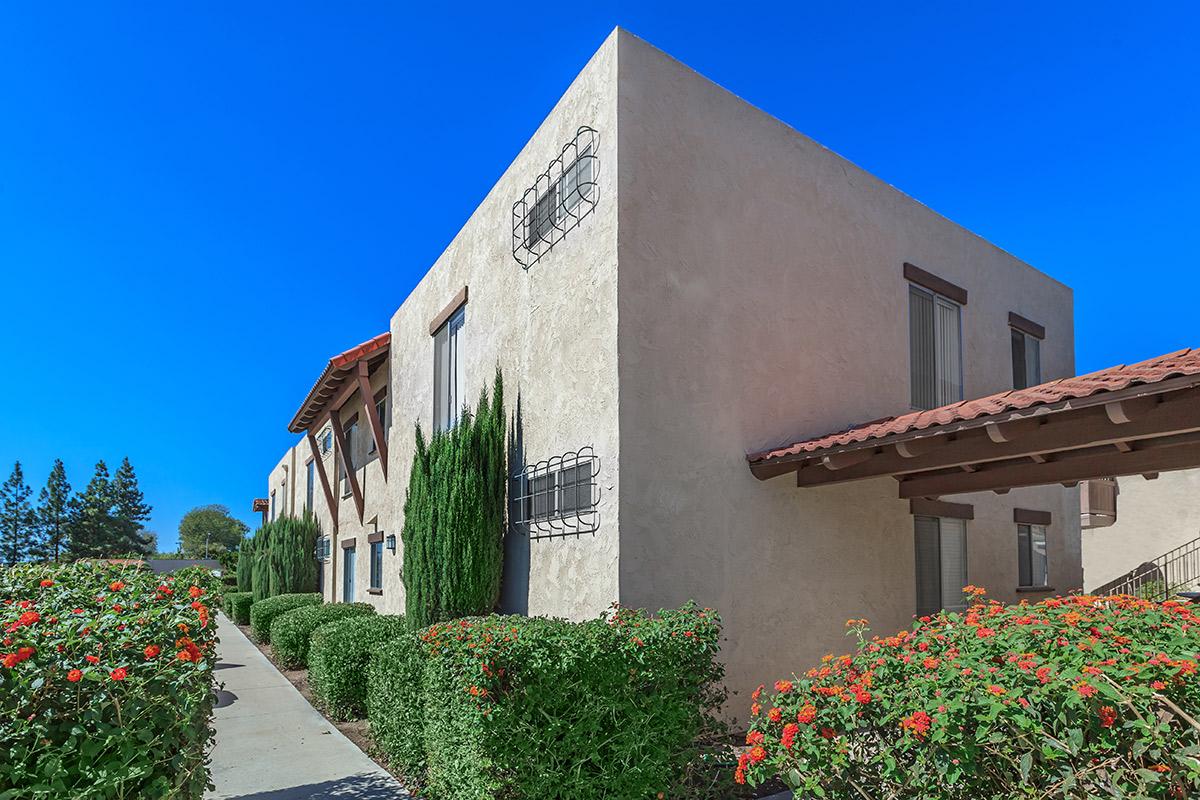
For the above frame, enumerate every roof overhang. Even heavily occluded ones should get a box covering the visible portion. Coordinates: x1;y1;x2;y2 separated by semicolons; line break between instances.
288;332;390;433
747;347;1200;498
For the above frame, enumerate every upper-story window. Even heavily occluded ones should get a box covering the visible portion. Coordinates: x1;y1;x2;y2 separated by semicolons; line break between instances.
270;489;277;522
1009;313;1044;390
512;126;599;269
305;459;315;512
318;427;333;457
909;284;963;409
369;388;388;453
433;306;465;431
340;414;358;497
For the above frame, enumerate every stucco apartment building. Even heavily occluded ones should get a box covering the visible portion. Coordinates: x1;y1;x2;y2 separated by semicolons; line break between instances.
263;29;1083;703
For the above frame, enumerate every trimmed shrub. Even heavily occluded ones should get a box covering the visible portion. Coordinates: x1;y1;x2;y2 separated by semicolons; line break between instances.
402;370;505;629
0;562;220;798
367;603;726;799
312;614;408;720
740;589;1200;798
230;592;254;625
245;514;320;603
270;602;375;669
249;593;321;643
223;590;252;619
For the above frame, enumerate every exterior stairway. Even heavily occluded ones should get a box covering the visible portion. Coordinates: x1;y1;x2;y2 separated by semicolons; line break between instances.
1093;534;1200;601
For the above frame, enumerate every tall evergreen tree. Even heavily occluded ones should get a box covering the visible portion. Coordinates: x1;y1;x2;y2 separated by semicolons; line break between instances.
67;460;116;558
35;458;72;562
111;457;154;554
0;462;36;565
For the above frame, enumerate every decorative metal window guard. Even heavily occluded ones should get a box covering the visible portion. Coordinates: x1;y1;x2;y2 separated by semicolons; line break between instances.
512;126;599;270
510;446;600;539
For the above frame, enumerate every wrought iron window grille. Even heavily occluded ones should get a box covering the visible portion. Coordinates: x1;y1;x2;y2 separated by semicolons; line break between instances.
512;126;599;269
510;447;600;539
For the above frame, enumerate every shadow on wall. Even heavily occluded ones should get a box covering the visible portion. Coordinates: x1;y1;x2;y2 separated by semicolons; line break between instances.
500;393;530;615
224;772;411;800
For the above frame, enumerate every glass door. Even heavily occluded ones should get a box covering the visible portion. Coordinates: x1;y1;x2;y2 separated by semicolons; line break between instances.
342;546;355;603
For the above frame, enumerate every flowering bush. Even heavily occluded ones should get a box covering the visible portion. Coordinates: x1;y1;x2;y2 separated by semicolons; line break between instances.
310;613;407;721
247;592;320;643
0;562;219;798
269;602;375;669
740;589;1200;799
368;602;727;799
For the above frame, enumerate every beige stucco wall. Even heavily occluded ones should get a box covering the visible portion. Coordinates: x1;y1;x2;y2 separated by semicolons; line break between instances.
612;31;1082;711
1082;469;1200;591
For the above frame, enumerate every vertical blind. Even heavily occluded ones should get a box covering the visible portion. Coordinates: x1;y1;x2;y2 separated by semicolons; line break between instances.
915;515;969;617
1018;523;1049;587
909;285;963;409
433;307;465;431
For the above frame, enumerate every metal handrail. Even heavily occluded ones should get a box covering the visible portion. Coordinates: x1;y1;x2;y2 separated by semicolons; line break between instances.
1094;533;1200;601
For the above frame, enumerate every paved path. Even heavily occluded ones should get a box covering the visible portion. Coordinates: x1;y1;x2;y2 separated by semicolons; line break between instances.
207;613;410;800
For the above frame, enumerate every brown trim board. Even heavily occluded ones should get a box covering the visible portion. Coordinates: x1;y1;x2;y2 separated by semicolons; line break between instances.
1014;508;1053;526
904;262;968;306
368;532;384;544
340;538;357;550
909;498;974;520
1009;312;1046;340
429;285;468;335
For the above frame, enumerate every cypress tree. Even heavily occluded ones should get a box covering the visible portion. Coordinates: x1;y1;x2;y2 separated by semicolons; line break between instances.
237;537;253;593
0;462;36;565
66;461;116;559
402;370;506;628
252;522;273;602
36;459;72;562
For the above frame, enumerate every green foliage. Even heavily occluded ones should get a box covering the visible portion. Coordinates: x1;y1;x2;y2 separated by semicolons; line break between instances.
230;592;254;625
402;370;506;629
109;457;154;555
178;504;249;558
245;514;319;603
1;461;37;565
248;593;321;643
269;602;375;669
367;603;727;799
223;591;252;619
65;459;153;559
741;590;1200;799
0;561;220;798
311;614;408;721
35;459;71;563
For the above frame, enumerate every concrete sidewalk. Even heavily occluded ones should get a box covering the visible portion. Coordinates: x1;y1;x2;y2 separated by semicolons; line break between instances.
206;613;410;800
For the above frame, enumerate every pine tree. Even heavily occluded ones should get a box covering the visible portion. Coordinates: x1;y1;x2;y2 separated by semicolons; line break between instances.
36;459;72;562
111;457;154;554
67;460;116;558
0;462;36;565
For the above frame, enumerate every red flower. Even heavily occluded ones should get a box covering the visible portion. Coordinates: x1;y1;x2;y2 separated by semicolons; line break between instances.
109;581;124;592
748;745;767;764
39;579;54;588
976;627;996;638
16;611;40;627
85;655;100;664
110;667;127;681
745;730;764;746
189;585;203;599
901;710;932;739
797;703;817;724
16;646;34;661
67;669;83;682
1098;705;1117;728
767;707;783;723
781;722;799;749
1;653;18;668
987;685;1006;696
144;645;160;659
774;679;793;693
1074;681;1097;698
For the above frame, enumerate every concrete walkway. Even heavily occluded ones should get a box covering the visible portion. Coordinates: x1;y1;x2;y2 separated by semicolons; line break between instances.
207;613;410;800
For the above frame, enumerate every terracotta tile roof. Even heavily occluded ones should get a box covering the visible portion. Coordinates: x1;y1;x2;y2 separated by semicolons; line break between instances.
289;332;391;433
748;347;1200;464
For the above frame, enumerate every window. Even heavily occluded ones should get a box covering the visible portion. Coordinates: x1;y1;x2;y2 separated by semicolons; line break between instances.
342;546;355;603
910;285;962;409
557;460;593;514
340;415;358;497
511;448;600;538
560;145;594;214
305;460;315;512
914;516;968;616
270;490;276;522
1017;524;1049;588
369;388;388;453
1011;328;1042;390
319;427;333;456
433;306;465;431
512;126;599;269
369;541;383;591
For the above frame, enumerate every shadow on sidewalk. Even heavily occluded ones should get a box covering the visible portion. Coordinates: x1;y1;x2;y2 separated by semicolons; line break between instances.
222;772;410;799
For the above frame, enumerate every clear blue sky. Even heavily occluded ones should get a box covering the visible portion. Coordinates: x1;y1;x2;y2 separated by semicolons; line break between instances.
1;3;1196;551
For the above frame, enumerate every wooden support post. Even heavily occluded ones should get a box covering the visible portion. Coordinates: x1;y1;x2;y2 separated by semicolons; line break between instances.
330;409;365;524
306;432;338;527
357;360;388;481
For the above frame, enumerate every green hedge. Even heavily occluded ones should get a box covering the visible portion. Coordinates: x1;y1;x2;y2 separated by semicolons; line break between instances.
367;603;727;799
269;603;376;669
230;592;254;625
222;591;252;619
248;593;321;644
311;614;408;721
0;562;220;798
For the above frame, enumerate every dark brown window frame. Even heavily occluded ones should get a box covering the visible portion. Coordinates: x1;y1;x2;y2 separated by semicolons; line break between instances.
904;262;968;306
1008;312;1045;340
1014;508;1052;526
909;498;974;520
428;286;468;336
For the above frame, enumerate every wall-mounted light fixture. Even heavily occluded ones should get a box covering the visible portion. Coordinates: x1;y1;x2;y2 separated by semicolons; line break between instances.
385;533;397;552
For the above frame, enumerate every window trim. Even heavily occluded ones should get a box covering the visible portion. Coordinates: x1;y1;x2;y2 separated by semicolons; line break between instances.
903;262;968;306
